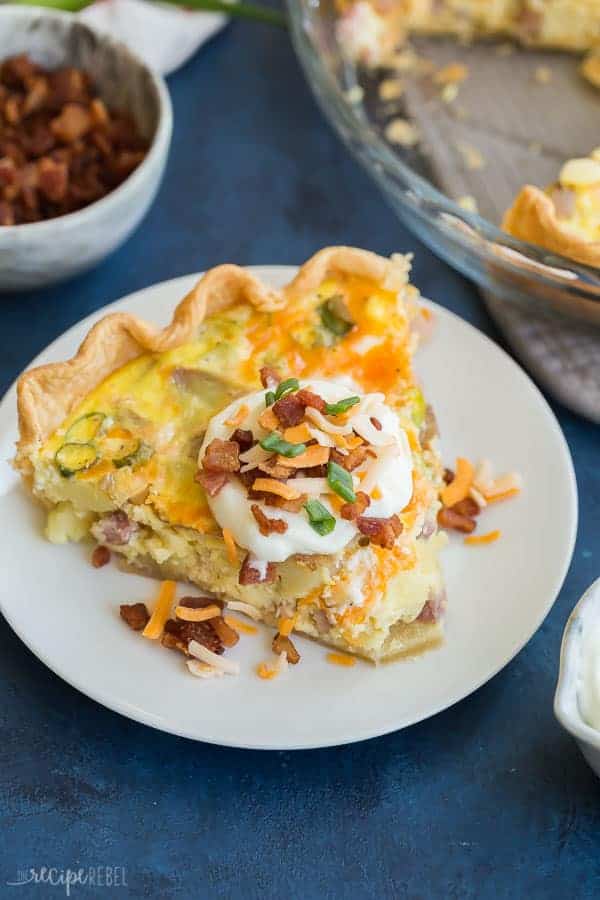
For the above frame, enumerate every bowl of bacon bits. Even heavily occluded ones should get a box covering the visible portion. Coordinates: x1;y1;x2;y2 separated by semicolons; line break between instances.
0;6;171;290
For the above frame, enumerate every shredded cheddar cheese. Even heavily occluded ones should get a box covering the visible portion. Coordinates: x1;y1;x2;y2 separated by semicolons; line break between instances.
224;615;258;635
258;407;279;431
175;604;221;622
142;580;176;639
257;662;277;680
276;445;330;469
485;488;520;504
278;616;296;637
371;486;383;500
252;477;301;500
222;527;238;564
464;529;501;546
225;403;249;428
283;422;312;443
327;652;356;667
441;457;474;507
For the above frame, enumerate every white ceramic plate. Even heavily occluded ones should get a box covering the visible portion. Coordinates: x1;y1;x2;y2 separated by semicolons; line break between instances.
0;267;578;750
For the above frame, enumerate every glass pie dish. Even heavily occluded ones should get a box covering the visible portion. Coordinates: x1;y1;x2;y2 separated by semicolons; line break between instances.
286;0;600;327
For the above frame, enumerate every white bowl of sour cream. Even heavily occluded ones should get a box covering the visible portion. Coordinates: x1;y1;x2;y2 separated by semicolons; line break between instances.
555;577;600;777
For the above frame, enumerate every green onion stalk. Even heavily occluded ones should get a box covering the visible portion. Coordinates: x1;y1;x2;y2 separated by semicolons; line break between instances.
9;0;288;28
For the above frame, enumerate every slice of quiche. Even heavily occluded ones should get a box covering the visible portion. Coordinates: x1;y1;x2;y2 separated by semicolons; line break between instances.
335;0;600;68
15;247;446;664
503;151;600;268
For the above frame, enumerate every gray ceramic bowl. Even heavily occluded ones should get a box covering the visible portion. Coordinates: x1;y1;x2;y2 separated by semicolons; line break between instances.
0;5;172;290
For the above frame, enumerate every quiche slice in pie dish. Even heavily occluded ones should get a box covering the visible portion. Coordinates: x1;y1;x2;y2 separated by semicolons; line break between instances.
503;151;600;268
15;247;446;664
335;0;600;68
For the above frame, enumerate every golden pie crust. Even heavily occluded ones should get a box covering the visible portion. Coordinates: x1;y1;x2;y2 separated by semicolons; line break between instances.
502;185;600;268
15;246;408;479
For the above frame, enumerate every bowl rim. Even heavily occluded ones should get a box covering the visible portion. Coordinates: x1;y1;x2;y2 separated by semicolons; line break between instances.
0;4;172;236
554;575;600;749
286;0;600;323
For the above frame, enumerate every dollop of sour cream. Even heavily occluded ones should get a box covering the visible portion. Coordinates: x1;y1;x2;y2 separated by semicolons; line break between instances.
579;585;600;731
200;379;413;564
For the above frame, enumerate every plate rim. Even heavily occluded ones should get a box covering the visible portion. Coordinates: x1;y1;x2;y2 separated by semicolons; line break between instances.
0;266;578;750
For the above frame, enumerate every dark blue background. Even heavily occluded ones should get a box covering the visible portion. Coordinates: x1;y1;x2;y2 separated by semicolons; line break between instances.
1;18;599;900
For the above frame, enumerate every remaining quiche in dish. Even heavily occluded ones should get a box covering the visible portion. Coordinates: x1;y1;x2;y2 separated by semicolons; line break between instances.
502;151;600;267
335;0;600;67
15;247;446;665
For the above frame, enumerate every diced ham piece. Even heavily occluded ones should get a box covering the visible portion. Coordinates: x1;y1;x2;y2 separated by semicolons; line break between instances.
417;588;447;623
97;510;138;546
356;514;402;549
202;438;240;473
37;157;68;202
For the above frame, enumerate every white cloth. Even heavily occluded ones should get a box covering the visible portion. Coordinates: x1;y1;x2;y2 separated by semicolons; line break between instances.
80;0;226;75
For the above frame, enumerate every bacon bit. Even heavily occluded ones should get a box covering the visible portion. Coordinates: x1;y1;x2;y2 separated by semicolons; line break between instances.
211;616;240;647
224;614;258;634
327;652;356;667
296;388;326;412
260;365;281;388
356;514;402;548
437;507;476;534
239;553;277;585
273;393;305;427
451;496;480;518
230;428;254;454
257;457;293;479
142;580;176;640
464;529;501;546
370;416;382;431
179;596;224;610
277;445;330;470
222;527;238;564
283;422;312;443
195;469;228;497
252;477;301;500
91;545;110;568
341;491;370;521
203;438;240;473
119;602;150;631
265;493;307;513
225;403;249;428
485;488;520;504
417;588;446;622
251;503;288;536
443;468;454;485
175;603;221;622
441;457;474;507
278;616;296;636
371;486;382;501
331;445;368;472
163;619;223;656
272;632;300;664
258;406;279;430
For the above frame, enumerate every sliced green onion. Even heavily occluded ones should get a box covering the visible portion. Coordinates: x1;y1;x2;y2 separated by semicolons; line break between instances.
65;411;105;443
327;460;356;503
260;432;306;458
319;295;355;337
324;396;360;416
274;377;300;401
265;390;276;407
305;499;336;536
